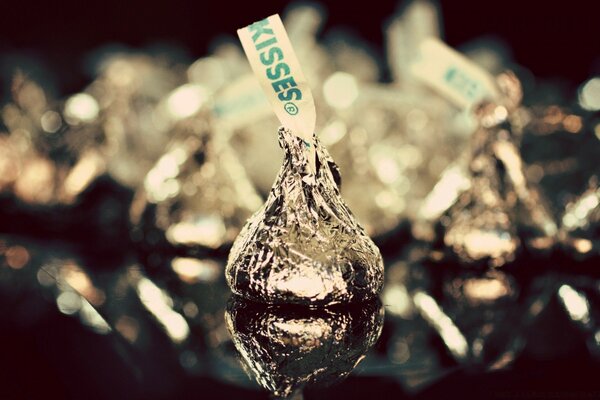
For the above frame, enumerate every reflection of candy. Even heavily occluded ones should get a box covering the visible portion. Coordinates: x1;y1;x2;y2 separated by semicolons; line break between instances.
226;128;384;305
557;281;600;360
408;262;560;369
225;297;383;398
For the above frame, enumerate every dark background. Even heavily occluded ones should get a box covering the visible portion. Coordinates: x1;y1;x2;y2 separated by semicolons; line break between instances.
1;0;599;99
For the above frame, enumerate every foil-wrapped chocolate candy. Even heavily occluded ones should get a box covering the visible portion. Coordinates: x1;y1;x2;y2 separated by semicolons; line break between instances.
1;75;107;206
321;89;464;240
226;127;384;305
225;297;383;398
89;53;185;189
130;114;262;259
0;75;133;243
438;72;557;266
442;119;521;267
316;31;469;240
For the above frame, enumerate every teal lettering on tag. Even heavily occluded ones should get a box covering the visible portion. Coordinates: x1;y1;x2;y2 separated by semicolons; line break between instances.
247;17;303;115
444;66;480;101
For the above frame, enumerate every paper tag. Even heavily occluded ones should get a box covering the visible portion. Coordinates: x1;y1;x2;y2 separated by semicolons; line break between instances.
386;0;440;84
213;74;272;130
237;14;316;170
410;38;500;110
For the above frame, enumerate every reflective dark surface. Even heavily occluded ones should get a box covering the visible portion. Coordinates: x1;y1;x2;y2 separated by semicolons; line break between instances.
225;297;384;397
1;231;599;399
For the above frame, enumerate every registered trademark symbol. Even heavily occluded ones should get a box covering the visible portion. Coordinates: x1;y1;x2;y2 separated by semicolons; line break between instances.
284;102;298;115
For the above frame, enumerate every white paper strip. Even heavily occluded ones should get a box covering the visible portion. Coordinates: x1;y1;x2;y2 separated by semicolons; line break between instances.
238;14;317;171
411;38;500;110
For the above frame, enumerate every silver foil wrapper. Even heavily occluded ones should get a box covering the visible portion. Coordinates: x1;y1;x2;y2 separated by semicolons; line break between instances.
226;127;384;305
1;75;106;206
442;117;521;267
440;73;557;266
225;297;384;398
89;54;184;189
324;92;466;240
129;114;262;256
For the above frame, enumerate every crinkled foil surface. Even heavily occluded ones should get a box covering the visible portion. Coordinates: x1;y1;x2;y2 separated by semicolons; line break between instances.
226;127;384;305
225;298;384;398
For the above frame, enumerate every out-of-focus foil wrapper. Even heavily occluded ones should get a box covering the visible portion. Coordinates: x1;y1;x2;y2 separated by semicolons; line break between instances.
225;297;384;398
89;53;184;189
441;116;520;267
129;113;262;260
426;73;557;267
226;128;384;305
320;84;465;240
0;75;107;206
413;265;562;369
314;1;467;239
519;81;600;213
559;178;600;259
0;75;132;243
